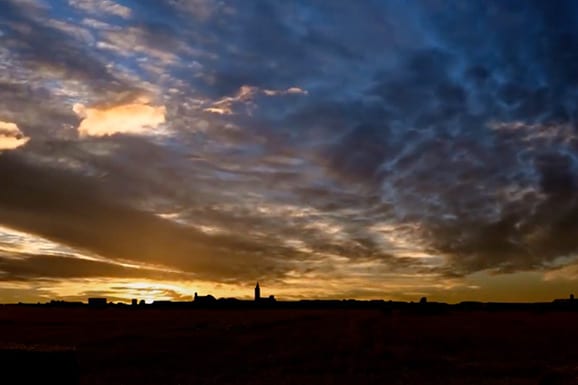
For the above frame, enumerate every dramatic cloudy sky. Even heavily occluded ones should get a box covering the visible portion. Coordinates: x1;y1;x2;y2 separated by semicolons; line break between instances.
2;0;578;303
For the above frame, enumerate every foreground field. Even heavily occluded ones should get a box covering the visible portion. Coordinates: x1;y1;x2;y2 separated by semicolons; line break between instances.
1;307;578;384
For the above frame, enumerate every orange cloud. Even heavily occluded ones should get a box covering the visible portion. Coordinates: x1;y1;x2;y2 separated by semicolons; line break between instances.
0;120;30;150
74;101;167;137
204;85;308;115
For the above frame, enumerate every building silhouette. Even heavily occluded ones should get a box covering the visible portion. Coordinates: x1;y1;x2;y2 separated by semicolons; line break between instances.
194;292;216;305
553;293;577;308
254;282;260;301
253;282;276;304
88;298;107;307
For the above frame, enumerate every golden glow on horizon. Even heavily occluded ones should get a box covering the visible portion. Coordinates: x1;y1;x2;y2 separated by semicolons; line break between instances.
0;270;577;304
1;226;577;304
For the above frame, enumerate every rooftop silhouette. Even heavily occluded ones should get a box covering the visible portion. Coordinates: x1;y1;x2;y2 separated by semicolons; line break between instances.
7;285;578;313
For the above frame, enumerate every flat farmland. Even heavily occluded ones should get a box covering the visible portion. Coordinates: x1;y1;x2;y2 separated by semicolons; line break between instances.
1;307;578;384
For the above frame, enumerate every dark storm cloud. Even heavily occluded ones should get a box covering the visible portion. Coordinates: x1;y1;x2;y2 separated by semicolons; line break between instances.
0;153;294;282
170;0;578;275
0;0;120;89
0;254;188;281
0;82;77;139
307;1;578;274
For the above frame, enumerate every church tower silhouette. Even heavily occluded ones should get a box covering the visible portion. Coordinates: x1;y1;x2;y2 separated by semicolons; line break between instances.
254;282;260;301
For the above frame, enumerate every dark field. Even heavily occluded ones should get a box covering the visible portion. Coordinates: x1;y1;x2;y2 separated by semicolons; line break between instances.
1;307;578;384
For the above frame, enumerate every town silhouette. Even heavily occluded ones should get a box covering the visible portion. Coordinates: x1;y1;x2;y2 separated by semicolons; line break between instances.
3;283;578;384
16;282;578;313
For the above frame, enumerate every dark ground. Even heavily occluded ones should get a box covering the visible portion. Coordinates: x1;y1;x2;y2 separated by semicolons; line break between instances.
1;307;578;384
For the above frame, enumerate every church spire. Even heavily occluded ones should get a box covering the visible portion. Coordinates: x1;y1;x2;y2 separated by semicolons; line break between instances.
254;282;261;301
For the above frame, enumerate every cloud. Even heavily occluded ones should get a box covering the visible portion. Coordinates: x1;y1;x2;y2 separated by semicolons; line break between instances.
0;254;193;281
168;0;220;22
263;87;309;96
0;153;294;282
204;85;308;115
68;0;132;19
5;0;578;302
74;100;167;137
0;121;30;150
0;1;119;86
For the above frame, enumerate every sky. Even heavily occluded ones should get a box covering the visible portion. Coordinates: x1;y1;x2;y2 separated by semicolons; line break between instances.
2;0;578;303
